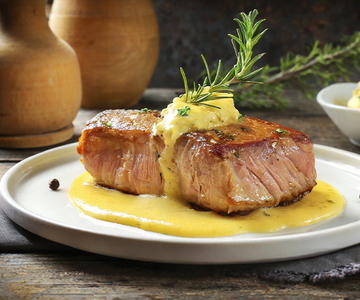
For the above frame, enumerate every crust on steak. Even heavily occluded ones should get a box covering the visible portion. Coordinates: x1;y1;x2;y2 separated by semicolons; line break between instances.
78;110;317;214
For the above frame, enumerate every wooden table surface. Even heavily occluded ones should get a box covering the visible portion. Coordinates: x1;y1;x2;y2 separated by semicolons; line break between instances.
1;89;360;299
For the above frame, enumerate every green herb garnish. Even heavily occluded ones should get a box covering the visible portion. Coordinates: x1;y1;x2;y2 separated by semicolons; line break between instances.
213;129;224;138
179;9;266;108
178;106;191;116
227;134;235;140
103;121;112;127
212;129;235;140
275;128;288;135
232;31;360;109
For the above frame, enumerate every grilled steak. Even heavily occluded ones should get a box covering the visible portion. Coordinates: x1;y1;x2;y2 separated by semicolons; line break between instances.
77;109;317;214
77;109;165;195
174;117;316;213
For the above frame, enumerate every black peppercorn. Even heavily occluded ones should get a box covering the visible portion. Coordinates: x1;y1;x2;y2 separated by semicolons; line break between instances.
49;178;60;191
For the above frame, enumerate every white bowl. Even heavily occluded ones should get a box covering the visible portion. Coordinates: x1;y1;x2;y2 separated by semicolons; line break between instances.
317;82;360;146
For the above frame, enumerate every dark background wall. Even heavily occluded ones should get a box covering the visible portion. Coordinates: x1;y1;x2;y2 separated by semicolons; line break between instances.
149;0;360;88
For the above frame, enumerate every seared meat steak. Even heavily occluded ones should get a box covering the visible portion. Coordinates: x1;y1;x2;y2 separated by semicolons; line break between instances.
77;110;165;195
77;109;317;214
174;117;316;214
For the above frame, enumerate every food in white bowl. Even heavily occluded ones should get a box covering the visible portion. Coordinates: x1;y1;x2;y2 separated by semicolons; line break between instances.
347;82;360;109
317;82;360;146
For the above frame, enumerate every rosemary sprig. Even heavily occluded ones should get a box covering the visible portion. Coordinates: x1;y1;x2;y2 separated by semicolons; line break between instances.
265;36;360;85
179;9;267;108
232;31;360;108
228;10;267;84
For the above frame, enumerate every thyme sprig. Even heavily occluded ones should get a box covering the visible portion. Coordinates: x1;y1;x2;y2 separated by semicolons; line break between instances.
179;9;267;108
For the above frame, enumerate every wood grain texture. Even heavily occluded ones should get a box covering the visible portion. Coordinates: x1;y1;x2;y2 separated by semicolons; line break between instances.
49;0;159;109
0;124;74;149
1;253;360;299
0;0;81;138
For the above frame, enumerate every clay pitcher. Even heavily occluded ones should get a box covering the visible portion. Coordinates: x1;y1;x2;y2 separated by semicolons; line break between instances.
0;0;82;148
49;0;159;109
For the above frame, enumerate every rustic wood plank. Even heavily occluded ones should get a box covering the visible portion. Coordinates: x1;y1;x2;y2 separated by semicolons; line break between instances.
1;253;360;299
0;163;15;179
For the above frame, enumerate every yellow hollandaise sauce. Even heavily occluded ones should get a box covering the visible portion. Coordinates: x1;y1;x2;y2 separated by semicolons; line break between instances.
154;88;241;198
73;89;344;237
69;172;345;238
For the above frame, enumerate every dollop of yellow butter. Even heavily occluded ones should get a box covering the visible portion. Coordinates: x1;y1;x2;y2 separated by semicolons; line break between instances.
155;87;240;144
347;82;360;109
154;87;241;197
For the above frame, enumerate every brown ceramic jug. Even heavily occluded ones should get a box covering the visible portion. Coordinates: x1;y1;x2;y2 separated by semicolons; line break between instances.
0;0;82;148
49;0;159;109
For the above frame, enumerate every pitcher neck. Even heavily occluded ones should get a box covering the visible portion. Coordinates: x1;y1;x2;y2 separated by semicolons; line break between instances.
0;0;49;37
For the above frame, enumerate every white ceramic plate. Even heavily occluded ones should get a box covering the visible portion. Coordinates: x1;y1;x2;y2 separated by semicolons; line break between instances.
1;143;360;264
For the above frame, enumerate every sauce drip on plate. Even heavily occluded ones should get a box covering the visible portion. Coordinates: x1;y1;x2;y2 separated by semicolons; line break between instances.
69;172;345;238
